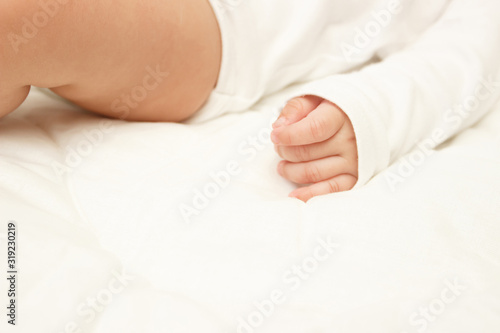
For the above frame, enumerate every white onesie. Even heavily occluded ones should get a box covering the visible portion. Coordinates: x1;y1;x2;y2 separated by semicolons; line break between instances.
192;0;500;187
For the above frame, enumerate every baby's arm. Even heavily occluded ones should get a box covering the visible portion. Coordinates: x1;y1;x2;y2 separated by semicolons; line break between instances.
273;0;500;200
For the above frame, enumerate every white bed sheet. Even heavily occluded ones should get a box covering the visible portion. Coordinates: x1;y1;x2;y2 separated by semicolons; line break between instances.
1;88;499;333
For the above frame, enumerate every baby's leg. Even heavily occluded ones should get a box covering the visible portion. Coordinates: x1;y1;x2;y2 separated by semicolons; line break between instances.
1;0;221;122
272;96;358;202
0;87;31;119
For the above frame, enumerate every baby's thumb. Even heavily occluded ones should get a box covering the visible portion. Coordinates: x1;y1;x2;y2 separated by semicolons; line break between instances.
273;96;323;128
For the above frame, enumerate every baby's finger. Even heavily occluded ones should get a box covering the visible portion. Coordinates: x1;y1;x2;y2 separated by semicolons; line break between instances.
275;129;356;163
278;156;356;185
289;174;358;202
273;96;323;128
272;100;345;146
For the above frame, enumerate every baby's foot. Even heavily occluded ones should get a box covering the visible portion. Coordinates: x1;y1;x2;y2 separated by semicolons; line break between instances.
271;96;358;202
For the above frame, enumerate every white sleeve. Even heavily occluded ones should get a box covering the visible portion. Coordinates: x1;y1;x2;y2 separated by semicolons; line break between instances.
293;0;500;187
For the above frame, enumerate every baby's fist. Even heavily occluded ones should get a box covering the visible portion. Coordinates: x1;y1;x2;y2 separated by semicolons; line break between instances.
272;96;358;202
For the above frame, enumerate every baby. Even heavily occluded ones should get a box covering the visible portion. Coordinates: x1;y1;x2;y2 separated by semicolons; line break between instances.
1;0;499;201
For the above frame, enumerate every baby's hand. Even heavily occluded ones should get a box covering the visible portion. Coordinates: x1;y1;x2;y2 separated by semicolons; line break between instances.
271;96;358;202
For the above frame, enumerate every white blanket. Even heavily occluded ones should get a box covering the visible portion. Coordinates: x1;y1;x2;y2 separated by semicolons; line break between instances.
1;88;500;333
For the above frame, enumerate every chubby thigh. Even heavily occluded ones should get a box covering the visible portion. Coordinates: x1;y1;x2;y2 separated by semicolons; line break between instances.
2;0;222;122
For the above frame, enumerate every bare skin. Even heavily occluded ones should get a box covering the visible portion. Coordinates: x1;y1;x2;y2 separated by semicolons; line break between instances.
1;0;222;122
0;0;358;201
272;96;358;202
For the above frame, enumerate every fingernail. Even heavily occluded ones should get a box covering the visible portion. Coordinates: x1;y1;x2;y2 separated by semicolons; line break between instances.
271;131;280;144
273;117;287;128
